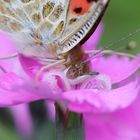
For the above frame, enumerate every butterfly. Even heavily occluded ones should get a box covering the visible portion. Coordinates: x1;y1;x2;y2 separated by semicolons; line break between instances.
0;0;109;80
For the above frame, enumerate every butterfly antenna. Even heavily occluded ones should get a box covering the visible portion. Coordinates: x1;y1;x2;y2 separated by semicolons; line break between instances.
82;27;140;64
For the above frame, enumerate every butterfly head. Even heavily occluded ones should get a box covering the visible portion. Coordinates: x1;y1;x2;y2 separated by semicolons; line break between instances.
66;63;88;79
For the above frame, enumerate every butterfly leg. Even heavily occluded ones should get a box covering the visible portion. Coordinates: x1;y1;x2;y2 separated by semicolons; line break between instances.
0;53;18;73
0;53;17;60
34;59;66;87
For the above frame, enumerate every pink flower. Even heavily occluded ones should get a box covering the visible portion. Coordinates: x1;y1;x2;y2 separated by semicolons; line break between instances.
10;104;33;137
62;55;139;113
84;91;140;140
0;24;140;139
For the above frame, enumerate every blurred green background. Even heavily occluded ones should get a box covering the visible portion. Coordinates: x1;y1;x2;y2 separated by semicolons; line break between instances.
101;0;140;53
0;0;140;140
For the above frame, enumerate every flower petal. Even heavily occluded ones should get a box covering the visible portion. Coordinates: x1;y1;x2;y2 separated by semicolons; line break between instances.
10;104;33;137
62;80;139;113
91;55;140;83
0;32;18;71
0;72;58;107
0;32;16;54
18;54;43;78
84;93;140;140
0;72;23;90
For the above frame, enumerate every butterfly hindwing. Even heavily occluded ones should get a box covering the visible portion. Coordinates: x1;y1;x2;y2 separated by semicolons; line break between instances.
0;0;24;32
0;0;71;58
57;0;109;54
0;0;70;42
36;0;70;43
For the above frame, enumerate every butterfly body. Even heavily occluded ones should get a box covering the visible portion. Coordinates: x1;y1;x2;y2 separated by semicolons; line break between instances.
0;0;109;79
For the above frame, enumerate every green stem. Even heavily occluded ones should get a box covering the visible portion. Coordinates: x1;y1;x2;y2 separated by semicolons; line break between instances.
55;104;85;140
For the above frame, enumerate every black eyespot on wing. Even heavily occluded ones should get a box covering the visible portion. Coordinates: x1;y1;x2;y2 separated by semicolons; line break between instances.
74;7;82;14
87;0;99;3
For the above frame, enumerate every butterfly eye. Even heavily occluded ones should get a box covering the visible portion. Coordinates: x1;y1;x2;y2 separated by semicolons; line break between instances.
66;66;79;79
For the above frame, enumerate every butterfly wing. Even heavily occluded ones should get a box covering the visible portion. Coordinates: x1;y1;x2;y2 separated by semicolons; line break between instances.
0;0;109;58
0;0;70;40
0;0;25;33
57;0;110;54
34;0;70;43
0;0;70;57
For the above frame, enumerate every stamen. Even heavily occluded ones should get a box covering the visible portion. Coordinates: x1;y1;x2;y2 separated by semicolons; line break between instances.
34;59;65;87
0;53;18;60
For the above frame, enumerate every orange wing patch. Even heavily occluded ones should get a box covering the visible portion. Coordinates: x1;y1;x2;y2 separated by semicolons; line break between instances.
70;0;95;15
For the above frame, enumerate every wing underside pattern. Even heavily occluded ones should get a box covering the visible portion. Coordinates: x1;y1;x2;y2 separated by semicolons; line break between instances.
57;0;109;54
0;0;109;58
0;0;70;43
